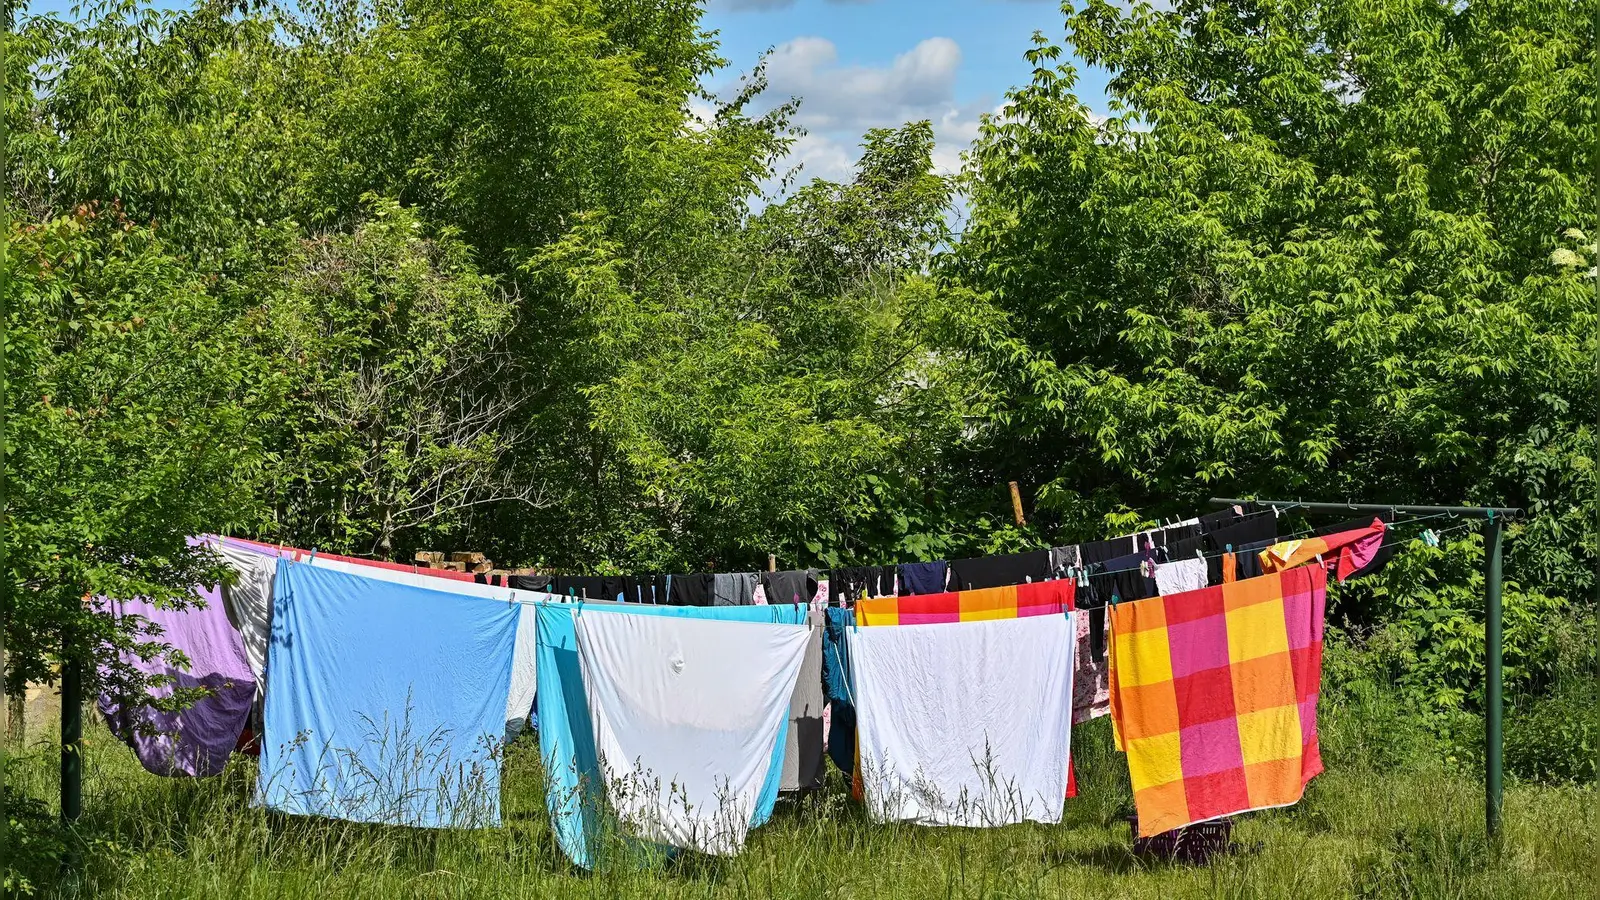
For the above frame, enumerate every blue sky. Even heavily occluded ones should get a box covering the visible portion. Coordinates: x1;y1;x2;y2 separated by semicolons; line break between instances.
24;0;1109;191
701;0;1108;188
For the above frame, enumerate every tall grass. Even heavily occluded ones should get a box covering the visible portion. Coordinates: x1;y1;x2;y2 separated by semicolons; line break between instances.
3;708;1593;900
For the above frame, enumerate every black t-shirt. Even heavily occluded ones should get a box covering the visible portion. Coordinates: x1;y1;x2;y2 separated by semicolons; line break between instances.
947;550;1051;591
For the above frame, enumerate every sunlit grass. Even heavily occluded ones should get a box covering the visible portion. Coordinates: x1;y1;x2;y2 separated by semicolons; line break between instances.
4;711;1594;899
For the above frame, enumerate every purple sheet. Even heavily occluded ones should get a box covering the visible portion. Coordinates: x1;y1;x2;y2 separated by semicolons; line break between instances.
98;550;256;777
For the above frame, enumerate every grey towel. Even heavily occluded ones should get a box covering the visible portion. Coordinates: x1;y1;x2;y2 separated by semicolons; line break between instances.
781;611;826;792
712;571;758;606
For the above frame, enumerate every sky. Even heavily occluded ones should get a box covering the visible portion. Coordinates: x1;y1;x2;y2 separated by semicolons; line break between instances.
700;0;1108;190
25;0;1110;193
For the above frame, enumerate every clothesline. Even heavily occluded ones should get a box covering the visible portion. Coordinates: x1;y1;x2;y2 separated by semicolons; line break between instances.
1077;511;1455;582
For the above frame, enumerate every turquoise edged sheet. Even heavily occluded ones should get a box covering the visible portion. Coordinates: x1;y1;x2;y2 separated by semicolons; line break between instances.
535;601;808;868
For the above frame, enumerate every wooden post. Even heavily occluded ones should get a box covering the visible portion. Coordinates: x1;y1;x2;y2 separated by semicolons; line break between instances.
1008;481;1026;526
768;554;777;573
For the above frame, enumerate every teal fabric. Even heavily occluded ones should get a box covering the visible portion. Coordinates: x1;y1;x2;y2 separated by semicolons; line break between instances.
536;602;807;869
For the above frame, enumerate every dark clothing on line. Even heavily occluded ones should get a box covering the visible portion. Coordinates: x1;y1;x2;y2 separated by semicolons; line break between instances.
1230;538;1277;583
947;550;1050;590
1078;536;1137;565
507;574;553;592
762;570;819;606
829;566;894;606
669;573;715;607
1205;515;1279;584
897;561;949;596
713;572;758;607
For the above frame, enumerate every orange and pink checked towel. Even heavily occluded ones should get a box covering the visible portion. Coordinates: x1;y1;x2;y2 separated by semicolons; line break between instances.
1109;566;1327;837
854;581;1074;626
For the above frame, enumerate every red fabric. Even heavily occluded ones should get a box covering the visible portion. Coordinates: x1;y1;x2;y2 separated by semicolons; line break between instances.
219;536;478;582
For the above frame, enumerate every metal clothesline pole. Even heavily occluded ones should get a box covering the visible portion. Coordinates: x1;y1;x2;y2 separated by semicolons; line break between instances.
1210;497;1521;843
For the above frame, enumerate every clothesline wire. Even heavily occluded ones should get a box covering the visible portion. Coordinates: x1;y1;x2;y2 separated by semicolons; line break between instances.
955;512;1454;590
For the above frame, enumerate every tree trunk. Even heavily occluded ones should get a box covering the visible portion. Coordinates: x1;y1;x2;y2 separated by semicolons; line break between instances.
5;691;22;747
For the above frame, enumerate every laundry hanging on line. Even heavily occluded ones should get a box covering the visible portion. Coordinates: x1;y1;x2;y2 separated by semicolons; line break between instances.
258;559;521;829
850;613;1078;827
213;534;544;742
1109;566;1328;837
574;610;811;856
853;580;1073;626
1260;517;1387;583
781;610;828;792
98;537;256;778
534;600;807;870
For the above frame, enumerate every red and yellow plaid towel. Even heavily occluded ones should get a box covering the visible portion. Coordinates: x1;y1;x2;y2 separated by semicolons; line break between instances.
1109;566;1327;837
854;580;1074;625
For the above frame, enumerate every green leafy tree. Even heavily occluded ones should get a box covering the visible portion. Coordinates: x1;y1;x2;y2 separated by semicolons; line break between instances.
528;124;990;569
951;0;1595;698
262;199;533;556
3;204;280;700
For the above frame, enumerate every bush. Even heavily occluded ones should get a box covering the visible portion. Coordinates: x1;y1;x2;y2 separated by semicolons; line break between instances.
2;783;66;896
1504;676;1600;784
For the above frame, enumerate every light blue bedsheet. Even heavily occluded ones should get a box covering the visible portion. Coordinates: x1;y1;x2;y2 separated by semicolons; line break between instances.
259;559;519;828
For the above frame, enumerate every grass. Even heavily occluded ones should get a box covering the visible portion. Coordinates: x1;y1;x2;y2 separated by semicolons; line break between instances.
3;710;1595;900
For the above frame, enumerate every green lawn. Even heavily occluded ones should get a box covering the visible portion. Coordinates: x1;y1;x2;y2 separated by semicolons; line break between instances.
3;712;1594;899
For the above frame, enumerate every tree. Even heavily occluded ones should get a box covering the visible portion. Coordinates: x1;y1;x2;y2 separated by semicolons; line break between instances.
951;0;1595;698
262;199;537;556
526;124;991;570
3;204;279;699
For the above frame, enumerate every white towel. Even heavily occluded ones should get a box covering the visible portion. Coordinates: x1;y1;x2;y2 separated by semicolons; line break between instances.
851;613;1076;827
575;612;810;855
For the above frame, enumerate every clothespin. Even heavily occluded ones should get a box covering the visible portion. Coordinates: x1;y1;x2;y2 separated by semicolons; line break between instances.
1272;504;1283;519
1487;509;1496;523
1422;529;1440;548
1225;543;1234;553
308;548;319;563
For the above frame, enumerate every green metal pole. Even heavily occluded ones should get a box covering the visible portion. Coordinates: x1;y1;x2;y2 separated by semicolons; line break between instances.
1483;514;1504;841
60;655;82;825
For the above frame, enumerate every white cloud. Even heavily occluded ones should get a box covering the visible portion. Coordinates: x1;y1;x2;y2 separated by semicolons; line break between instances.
716;36;1019;202
763;36;962;133
781;133;858;185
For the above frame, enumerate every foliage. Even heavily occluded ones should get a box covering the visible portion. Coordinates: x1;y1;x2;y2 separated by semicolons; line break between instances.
950;0;1597;701
0;719;1595;898
1503;675;1600;784
2;204;279;702
954;0;1595;544
0;782;63;896
259;199;530;556
538;123;991;569
2;0;1594;785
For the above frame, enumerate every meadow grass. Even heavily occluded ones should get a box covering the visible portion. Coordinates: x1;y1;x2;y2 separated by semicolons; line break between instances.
4;710;1594;900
